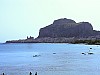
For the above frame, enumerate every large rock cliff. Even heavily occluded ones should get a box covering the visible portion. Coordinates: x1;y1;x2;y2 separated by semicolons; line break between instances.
38;18;95;38
6;18;100;44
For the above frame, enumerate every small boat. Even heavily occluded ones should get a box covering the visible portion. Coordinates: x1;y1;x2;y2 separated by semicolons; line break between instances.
33;55;40;57
88;52;94;55
53;53;56;54
82;52;86;55
88;49;94;55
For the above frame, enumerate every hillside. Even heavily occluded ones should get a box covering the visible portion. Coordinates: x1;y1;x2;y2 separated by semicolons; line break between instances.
6;18;100;44
38;18;96;38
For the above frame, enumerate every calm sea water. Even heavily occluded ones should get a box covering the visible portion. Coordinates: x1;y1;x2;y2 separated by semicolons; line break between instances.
0;43;100;75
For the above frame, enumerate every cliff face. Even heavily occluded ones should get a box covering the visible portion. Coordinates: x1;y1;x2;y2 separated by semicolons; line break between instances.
38;18;94;38
6;18;100;43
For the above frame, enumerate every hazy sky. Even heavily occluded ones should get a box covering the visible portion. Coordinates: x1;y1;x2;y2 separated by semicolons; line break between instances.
0;0;100;42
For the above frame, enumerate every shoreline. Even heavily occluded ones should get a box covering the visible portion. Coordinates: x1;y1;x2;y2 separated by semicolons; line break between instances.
5;37;100;45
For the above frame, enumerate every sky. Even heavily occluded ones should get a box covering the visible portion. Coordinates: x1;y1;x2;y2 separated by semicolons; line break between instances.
0;0;100;42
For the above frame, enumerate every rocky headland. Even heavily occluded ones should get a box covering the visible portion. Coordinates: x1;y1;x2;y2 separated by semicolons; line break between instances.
6;18;100;44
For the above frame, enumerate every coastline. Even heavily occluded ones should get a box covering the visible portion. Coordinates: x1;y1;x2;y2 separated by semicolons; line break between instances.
5;37;100;45
5;18;100;45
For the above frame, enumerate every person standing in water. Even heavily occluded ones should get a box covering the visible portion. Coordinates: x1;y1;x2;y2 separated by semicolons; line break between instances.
35;72;37;75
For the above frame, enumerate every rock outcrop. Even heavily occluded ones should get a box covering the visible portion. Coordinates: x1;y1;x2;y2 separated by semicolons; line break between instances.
38;18;95;38
6;18;100;44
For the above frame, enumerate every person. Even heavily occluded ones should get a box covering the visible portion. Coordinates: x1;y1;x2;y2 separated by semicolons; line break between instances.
35;72;37;75
2;73;4;75
29;72;32;75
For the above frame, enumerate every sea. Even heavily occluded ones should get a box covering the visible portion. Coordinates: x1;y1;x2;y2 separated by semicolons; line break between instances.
0;43;100;75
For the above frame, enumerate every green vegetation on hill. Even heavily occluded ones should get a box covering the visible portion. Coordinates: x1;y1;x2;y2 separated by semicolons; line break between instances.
73;40;100;45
